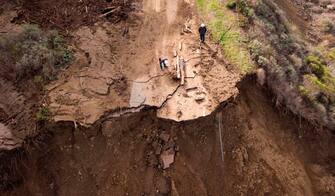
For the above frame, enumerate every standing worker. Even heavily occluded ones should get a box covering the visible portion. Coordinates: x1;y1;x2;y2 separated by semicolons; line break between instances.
198;23;207;43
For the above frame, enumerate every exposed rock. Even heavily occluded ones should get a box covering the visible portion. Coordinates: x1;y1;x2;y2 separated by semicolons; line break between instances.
163;140;175;151
327;5;335;11
195;92;206;102
152;141;162;155
0;79;36;148
155;145;162;155
0;123;22;151
159;132;170;142
160;149;175;169
256;68;266;86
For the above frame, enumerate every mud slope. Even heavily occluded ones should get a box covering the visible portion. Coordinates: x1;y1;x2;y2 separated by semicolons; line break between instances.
3;78;335;196
47;0;239;125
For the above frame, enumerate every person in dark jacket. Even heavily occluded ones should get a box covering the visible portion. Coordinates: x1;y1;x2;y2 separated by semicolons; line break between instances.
159;58;168;70
198;23;207;43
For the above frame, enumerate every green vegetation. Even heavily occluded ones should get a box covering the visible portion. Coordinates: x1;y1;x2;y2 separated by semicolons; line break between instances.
305;74;335;95
298;85;310;97
305;55;326;78
226;0;236;9
196;0;254;73
248;39;262;59
326;48;335;61
298;84;319;105
302;54;335;106
225;0;253;18
236;0;254;18
0;24;73;82
36;106;50;121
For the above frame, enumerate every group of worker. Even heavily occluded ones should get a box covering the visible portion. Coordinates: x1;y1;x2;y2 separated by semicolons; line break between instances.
159;23;207;70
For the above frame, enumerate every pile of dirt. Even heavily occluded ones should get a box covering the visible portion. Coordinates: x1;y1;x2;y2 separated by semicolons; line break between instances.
145;129;178;170
14;0;134;32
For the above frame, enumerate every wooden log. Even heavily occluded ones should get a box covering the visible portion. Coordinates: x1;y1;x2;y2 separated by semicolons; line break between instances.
183;24;192;33
176;56;180;79
180;58;185;85
179;42;183;51
99;7;120;18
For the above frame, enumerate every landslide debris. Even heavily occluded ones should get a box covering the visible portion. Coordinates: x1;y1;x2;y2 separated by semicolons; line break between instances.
13;0;135;32
47;0;240;125
0;24;73;150
0;0;134;151
1;79;335;195
1;0;335;195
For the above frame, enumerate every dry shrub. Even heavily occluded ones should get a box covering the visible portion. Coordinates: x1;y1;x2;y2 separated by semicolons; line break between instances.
0;25;72;83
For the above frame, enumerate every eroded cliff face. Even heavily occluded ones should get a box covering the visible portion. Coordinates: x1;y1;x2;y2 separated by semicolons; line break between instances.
0;0;332;153
1;0;335;195
1;78;335;196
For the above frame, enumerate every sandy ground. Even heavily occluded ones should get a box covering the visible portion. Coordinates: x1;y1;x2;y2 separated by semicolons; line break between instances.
3;79;335;196
47;0;239;125
1;0;335;195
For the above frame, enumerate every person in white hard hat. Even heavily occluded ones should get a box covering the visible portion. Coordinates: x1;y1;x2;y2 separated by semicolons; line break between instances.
198;23;207;43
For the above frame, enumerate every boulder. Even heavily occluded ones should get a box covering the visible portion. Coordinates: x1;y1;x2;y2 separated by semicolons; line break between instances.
160;149;175;169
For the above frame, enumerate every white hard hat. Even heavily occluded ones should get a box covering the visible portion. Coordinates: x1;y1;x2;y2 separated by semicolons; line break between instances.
200;23;205;27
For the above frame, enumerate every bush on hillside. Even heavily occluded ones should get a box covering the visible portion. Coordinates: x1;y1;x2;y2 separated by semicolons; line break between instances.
321;20;334;33
304;55;327;79
36;106;50;121
327;48;335;60
0;25;73;83
226;0;253;18
236;0;254;18
226;0;237;9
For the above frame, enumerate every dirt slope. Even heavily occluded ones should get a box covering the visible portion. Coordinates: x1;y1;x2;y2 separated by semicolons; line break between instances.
1;0;335;195
3;79;335;195
47;0;239;125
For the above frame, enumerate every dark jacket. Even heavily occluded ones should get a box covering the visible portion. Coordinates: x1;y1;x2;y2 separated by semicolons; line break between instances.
199;26;207;35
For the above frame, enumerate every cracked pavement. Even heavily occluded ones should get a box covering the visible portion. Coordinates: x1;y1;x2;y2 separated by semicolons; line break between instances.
47;0;240;126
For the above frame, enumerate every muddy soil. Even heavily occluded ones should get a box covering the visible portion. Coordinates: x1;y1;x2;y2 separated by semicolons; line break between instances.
1;0;335;195
2;79;335;196
0;6;44;150
0;0;133;150
47;0;239;125
12;0;134;32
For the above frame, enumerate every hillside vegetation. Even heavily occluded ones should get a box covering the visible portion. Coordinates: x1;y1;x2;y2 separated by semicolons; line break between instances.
198;0;335;129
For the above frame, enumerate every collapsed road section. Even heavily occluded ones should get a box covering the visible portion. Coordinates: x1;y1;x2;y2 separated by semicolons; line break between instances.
47;0;240;126
1;0;335;195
